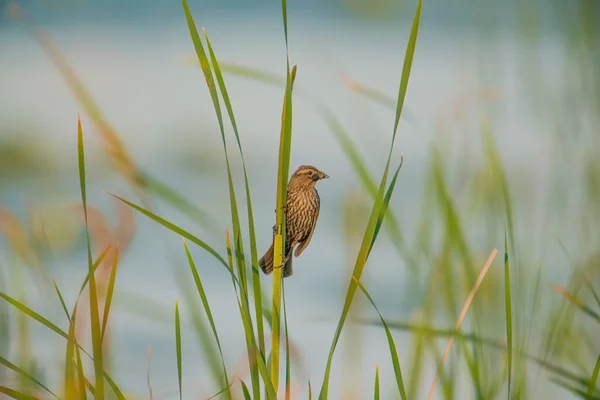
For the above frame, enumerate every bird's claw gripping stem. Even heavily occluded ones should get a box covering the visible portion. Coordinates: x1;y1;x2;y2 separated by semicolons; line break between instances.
273;253;291;271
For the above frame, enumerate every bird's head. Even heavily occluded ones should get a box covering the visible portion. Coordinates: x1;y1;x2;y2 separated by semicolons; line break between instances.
288;165;329;189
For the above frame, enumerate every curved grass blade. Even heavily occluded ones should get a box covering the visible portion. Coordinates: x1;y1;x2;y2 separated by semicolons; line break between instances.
76;245;111;297
175;300;182;400
0;291;67;340
369;154;404;254
0;386;40;400
103;373;126;400
550;285;600;323
587;353;600;400
74;335;88;400
220;63;286;86
172;261;225;388
205;382;235;400
101;245;119;341
0;356;59;400
182;240;231;399
240;381;252;400
374;366;380;400
318;0;422;395
108;193;243;291
53;281;71;321
504;231;513;397
352;277;407;399
77;115;105;400
317;109;410;265
204;29;266;360
340;75;419;126
141;173;220;231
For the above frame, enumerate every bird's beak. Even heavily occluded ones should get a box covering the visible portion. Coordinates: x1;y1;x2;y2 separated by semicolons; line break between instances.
319;172;329;180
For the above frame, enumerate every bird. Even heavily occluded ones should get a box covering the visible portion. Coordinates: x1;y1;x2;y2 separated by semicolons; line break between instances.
258;165;329;278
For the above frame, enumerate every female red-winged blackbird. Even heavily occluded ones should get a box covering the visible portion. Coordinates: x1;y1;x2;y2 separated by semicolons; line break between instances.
259;165;329;278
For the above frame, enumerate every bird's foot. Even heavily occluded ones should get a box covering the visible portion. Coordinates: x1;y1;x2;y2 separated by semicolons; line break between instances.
273;254;291;270
274;205;288;213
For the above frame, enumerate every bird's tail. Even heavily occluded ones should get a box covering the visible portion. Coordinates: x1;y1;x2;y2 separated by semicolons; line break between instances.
282;253;293;278
259;242;275;275
259;240;293;277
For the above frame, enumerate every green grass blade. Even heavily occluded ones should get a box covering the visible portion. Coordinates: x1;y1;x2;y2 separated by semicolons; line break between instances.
182;240;231;399
64;302;79;400
369;155;404;254
77;115;105;400
220;62;286;86
0;386;41;400
108;193;243;289
241;381;252;400
353;277;407;399
77;245;111;297
205;384;235;400
318;1;422;394
175;300;182;400
271;50;298;393
204;30;266;358
53;281;71;321
0;291;68;340
283;282;291;400
374;366;380;400
389;0;422;146
101;246;119;341
103;373;126;400
504;231;513;396
587;353;600;399
318;154;404;398
0;356;59;400
74;336;88;400
550;285;600;323
141;173;220;231
172;261;225;389
317;109;410;264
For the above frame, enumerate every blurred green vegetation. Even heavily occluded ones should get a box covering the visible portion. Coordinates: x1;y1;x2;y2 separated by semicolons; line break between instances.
1;0;600;399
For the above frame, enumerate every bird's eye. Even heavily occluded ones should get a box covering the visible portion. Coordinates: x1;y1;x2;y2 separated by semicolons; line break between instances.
307;171;312;176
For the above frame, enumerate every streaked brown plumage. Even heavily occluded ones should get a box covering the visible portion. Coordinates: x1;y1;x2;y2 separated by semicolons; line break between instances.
259;165;329;278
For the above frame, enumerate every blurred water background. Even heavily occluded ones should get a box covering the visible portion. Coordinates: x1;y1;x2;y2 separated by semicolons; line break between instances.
1;0;599;399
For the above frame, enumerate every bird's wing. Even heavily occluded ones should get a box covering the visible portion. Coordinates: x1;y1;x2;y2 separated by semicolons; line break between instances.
294;207;320;258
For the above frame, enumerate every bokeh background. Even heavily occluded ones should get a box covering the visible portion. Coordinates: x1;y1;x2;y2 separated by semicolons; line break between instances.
1;0;599;399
